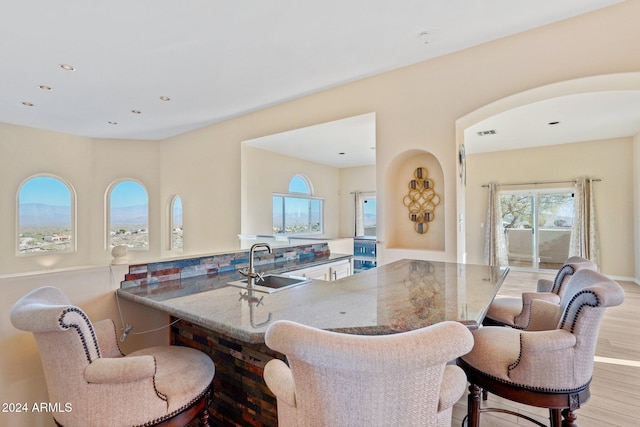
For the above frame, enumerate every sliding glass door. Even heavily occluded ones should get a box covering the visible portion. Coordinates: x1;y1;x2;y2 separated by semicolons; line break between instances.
499;189;574;270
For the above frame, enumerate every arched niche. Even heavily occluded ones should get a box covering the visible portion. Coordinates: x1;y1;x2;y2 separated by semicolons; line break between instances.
384;149;445;251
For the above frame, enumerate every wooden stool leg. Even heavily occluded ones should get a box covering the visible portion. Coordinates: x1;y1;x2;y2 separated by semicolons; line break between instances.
561;408;578;427
467;383;482;427
201;389;211;427
549;408;562;427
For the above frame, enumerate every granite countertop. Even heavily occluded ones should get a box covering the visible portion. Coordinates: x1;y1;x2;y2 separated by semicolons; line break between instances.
117;259;508;344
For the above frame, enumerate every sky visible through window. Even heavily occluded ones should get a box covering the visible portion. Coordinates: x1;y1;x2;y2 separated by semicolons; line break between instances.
18;176;72;253
274;176;321;234
110;181;150;248
110;181;148;208
173;196;183;226
172;196;183;250
19;178;152;215
363;198;376;227
18;178;183;252
288;175;310;194
20;177;70;207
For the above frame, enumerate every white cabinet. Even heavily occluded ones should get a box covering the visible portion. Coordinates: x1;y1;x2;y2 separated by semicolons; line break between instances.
330;260;351;281
287;258;352;281
291;264;331;281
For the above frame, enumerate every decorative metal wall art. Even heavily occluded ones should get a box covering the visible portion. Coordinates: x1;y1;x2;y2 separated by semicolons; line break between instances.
402;167;441;234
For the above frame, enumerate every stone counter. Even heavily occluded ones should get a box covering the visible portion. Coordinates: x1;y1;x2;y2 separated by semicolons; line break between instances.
117;259;507;426
117;259;507;343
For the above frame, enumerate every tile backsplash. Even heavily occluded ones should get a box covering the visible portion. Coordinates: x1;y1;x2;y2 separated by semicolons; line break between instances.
121;242;329;287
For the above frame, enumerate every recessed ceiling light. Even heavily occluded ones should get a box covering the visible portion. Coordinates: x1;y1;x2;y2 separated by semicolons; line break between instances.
131;110;141;114
418;31;431;45
38;85;52;91
548;121;560;125
60;64;76;71
22;101;34;107
160;96;171;101
108;121;118;125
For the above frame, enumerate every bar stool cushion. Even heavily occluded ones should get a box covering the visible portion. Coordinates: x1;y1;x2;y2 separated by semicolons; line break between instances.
10;286;215;427
458;269;625;427
264;320;474;427
485;256;596;329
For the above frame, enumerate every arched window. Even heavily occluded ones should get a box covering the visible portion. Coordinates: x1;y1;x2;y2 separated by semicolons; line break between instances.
273;175;323;234
171;195;183;250
18;175;74;254
109;180;149;249
288;175;312;194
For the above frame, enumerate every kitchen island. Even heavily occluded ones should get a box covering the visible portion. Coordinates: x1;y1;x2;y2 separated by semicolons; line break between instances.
117;259;508;426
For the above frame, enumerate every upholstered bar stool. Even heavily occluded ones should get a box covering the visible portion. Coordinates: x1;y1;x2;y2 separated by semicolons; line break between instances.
458;269;624;427
484;256;596;329
10;286;215;427
263;320;474;427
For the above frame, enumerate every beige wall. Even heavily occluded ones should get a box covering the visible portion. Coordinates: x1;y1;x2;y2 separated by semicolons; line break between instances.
0;125;94;273
241;145;341;237
464;137;635;277
1;2;640;423
159;123;241;256
242;146;377;241
0;126;162;274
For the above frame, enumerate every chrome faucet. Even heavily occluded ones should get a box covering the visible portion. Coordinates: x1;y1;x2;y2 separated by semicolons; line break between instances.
240;242;272;288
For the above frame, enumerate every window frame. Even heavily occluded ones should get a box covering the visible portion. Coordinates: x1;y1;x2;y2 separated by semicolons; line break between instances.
169;195;183;251
106;179;150;251
272;192;325;235
498;186;575;271
288;174;313;195
355;192;377;237
16;174;77;256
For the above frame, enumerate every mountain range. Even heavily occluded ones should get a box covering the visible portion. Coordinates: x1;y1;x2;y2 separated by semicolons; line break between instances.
19;203;150;227
19;203;71;227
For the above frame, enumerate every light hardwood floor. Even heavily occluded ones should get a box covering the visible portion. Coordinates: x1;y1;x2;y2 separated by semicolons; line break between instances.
451;270;640;427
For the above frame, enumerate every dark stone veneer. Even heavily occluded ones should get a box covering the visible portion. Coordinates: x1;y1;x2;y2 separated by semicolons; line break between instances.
172;318;284;427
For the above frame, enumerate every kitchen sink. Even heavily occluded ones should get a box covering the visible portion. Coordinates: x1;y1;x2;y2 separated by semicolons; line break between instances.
227;274;311;294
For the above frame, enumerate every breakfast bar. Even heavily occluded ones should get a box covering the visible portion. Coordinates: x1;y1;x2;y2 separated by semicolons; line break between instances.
117;259;508;426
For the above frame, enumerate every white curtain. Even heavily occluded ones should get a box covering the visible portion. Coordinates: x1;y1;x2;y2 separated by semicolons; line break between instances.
354;191;375;236
569;177;600;266
483;183;509;267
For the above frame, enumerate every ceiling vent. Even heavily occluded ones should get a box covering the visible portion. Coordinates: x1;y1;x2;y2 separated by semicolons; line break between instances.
476;129;496;136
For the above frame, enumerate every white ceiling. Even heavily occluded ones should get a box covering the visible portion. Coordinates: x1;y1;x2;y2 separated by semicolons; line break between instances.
244;113;377;169
464;90;640;154
245;86;640;168
0;0;624;142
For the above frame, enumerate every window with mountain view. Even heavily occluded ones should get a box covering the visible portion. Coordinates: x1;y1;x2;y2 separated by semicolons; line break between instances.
109;180;149;249
18;176;74;254
273;175;323;234
171;195;183;250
